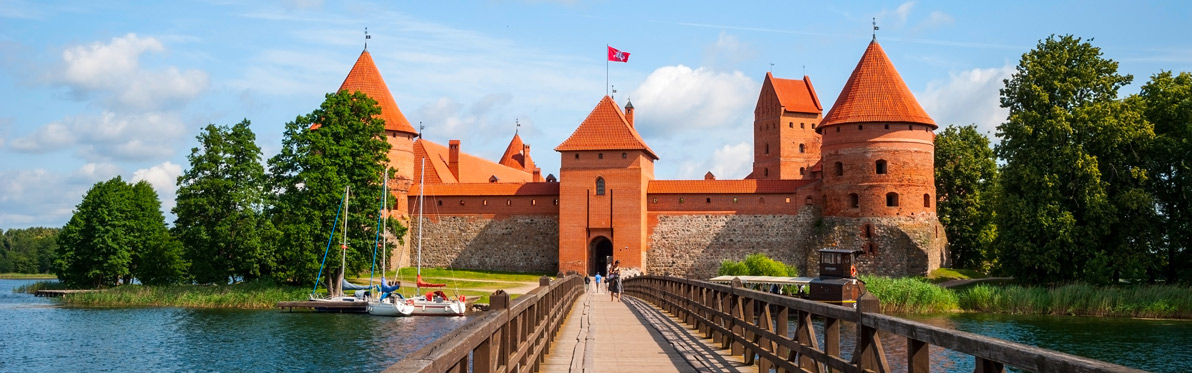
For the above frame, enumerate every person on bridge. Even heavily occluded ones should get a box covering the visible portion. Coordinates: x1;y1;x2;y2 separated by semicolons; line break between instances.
584;275;591;292
594;273;602;293
609;260;622;302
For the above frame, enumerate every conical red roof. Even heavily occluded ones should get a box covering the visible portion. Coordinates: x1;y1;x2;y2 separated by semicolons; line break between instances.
499;133;527;169
555;96;657;160
819;41;935;129
337;50;419;135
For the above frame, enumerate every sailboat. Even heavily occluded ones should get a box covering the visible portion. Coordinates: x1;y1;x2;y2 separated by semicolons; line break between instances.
368;168;414;316
404;158;469;316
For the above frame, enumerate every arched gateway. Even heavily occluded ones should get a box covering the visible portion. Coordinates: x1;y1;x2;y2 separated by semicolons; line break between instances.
589;236;613;276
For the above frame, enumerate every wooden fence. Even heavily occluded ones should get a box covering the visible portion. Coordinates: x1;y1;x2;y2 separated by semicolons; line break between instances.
624;275;1145;373
386;274;582;373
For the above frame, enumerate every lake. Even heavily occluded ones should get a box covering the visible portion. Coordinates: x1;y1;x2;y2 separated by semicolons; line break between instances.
0;279;468;372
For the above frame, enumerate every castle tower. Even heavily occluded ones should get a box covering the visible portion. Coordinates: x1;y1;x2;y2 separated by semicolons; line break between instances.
335;49;421;220
555;96;657;276
751;73;823;180
817;40;937;218
498;132;542;182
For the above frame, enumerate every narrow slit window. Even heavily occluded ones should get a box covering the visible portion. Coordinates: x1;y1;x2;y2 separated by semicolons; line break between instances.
887;192;900;207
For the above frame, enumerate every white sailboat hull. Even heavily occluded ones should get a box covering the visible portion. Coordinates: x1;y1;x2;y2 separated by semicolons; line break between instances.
367;298;414;317
407;299;468;316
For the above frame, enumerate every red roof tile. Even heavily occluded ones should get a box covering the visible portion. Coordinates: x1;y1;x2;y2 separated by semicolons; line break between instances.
336;50;419;135
411;182;559;197
498;133;527;170
768;73;822;114
414;139;534;184
648;179;811;194
819;41;935;129
555;96;658;159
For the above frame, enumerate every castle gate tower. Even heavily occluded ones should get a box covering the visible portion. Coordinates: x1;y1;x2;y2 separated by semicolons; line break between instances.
752;73;823;180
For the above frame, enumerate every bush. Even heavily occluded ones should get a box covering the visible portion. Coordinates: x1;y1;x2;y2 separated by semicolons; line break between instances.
718;253;796;277
860;275;958;314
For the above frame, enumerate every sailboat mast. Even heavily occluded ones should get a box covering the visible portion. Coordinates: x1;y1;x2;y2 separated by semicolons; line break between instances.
417;157;425;296
341;185;350;296
382;168;388;278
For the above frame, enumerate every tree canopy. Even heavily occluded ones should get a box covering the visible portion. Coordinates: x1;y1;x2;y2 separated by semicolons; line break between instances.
1139;71;1192;283
267;90;396;293
994;35;1154;284
174;120;276;284
0;227;59;274
718;253;797;277
934;125;998;271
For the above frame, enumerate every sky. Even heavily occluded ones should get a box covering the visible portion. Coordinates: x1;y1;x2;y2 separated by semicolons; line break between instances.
2;0;1191;229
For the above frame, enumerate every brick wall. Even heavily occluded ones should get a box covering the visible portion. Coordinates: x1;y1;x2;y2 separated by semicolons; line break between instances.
645;207;819;279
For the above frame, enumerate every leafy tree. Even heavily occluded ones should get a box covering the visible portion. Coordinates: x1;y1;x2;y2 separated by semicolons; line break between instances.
718;259;748;276
994;35;1154;284
1;227;59;273
267;91;396;294
934;125;998;271
174;120;276;284
1139;71;1192;284
55;177;184;287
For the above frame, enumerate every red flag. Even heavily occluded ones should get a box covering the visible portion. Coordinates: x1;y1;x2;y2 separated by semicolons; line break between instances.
607;46;630;62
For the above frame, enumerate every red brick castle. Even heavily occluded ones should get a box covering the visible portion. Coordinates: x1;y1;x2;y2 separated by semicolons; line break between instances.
332;40;947;278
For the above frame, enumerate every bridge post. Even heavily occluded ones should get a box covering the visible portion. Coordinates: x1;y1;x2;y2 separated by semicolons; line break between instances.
730;277;744;355
853;292;890;372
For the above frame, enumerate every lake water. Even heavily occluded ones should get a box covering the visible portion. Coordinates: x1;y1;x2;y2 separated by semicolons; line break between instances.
0;279;468;372
4;279;1190;372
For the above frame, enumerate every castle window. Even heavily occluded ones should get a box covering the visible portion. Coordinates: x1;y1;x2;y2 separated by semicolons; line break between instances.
800;167;805;175
764;168;769;177
595;177;605;195
759;197;765;204
598;153;603;159
800;122;805;129
875;160;888;174
765;143;769;154
858;124;864;130
732;197;738;203
679;197;684;203
884;124;890;130
554;199;559;205
532;199;537;206
706;197;712;203
459;200;465;206
805;196;813;205
506;199;512;206
836;126;840;132
864;224;872;238
575;153;579;159
483;199;488;206
789;122;793;128
622;152;627;159
924;194;931;208
799;143;805;153
909;125;914;130
652;198;658;204
785;197;791;203
834;162;843;176
849;193;859;208
812;123;817;129
887;192;900;207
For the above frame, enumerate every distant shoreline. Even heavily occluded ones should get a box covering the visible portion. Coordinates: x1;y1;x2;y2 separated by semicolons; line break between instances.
0;274;57;280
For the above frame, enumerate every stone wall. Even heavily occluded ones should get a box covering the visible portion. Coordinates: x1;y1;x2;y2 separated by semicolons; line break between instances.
409;215;559;274
646;206;820;279
806;216;947;277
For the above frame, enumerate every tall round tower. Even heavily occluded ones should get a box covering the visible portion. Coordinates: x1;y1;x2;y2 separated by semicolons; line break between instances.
817;40;937;218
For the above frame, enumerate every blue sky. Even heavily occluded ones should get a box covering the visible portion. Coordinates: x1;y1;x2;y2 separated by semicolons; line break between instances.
2;0;1190;229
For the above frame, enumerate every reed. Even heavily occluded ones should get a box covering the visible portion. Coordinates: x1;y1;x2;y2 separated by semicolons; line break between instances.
957;283;1192;318
13;280;69;293
61;280;309;309
0;273;58;280
860;275;959;314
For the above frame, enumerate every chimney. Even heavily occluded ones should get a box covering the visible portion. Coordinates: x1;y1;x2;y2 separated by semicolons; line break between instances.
533;168;542;182
522;144;533;171
624;99;635;128
704;171;716;180
448;140;461;181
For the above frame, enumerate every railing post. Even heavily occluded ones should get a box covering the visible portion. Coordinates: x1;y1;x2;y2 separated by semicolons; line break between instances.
853;292;890;373
909;338;929;373
975;357;1006;373
491;289;511;372
730;277;744;355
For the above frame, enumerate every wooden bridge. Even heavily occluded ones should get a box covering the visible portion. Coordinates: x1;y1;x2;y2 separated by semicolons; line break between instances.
388;275;1145;373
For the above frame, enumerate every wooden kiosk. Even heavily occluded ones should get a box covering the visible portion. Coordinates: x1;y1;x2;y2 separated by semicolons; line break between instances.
808;248;867;304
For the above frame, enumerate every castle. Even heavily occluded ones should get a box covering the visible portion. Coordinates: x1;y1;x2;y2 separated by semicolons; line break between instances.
334;40;947;279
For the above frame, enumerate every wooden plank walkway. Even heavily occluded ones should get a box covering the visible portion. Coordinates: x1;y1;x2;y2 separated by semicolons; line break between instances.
541;286;749;373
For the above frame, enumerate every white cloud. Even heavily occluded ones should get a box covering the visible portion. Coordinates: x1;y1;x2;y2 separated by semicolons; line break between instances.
132;161;182;215
875;1;916;26
0;163;123;228
703;32;757;71
11;111;187;160
917;64;1013;139
675;141;754;180
54;33;208;111
630;65;758;138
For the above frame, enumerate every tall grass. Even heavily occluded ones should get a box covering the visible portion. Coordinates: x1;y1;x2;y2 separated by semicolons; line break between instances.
62;280;309;309
860;275;959;314
958;283;1192;318
0;273;58;279
13;280;69;293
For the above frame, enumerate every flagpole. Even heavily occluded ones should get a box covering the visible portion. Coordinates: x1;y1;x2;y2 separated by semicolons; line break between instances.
605;44;609;96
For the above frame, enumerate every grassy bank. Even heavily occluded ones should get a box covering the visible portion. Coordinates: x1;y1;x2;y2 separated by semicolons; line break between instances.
860;275;959;313
958;283;1192;318
14;280;69;293
0;273;57;279
861;274;1192;319
63;280;309;309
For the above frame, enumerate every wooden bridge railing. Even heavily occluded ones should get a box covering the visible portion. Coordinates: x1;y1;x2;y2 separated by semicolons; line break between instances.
624;275;1144;373
386;274;583;373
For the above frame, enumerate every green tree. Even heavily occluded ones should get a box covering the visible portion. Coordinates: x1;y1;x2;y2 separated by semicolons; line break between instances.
1139;71;1192;284
718;253;797;277
55;178;184;287
934;125;998;271
1;227;59;273
174;120;276;284
267;91;396;294
994;35;1154;284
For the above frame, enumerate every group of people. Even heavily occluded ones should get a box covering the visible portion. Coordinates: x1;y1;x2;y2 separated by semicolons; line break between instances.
583;260;623;302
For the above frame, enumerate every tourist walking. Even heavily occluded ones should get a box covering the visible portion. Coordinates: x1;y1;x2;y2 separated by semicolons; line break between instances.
594;273;602;293
584;275;591;292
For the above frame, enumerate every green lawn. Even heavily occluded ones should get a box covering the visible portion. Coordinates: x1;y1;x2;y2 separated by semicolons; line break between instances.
0;273;57;279
927;268;988;283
